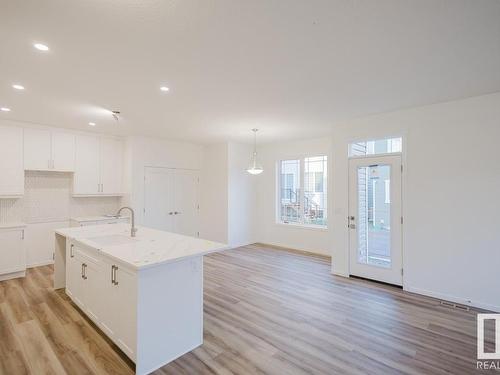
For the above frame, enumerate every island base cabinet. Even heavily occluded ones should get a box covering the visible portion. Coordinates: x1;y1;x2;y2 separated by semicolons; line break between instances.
64;240;204;375
65;241;138;362
135;256;203;375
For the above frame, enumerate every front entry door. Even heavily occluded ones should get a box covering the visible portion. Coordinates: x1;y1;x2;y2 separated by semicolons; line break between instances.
348;155;402;285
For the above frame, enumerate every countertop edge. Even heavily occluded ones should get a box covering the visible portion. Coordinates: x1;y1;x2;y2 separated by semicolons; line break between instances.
0;222;27;229
56;228;231;271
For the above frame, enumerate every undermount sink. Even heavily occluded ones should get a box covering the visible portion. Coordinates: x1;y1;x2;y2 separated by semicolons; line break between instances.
86;234;138;246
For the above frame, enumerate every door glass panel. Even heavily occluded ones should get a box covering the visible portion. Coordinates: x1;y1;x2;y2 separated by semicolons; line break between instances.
357;165;391;268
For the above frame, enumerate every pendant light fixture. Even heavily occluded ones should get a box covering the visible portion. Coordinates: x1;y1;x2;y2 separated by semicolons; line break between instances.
247;128;264;175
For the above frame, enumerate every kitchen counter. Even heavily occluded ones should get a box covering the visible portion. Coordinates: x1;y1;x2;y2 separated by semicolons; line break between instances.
70;215;120;222
56;223;228;270
54;223;229;375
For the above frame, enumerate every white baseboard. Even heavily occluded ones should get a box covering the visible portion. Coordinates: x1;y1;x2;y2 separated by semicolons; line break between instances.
0;270;26;281
332;270;349;278
405;285;500;313
229;241;254;249
27;260;54;268
257;241;331;257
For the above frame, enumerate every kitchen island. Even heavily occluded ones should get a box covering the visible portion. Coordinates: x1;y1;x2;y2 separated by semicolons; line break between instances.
54;223;228;375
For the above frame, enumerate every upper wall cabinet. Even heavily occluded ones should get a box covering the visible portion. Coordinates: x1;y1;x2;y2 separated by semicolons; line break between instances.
74;135;124;196
100;137;124;195
0;126;24;197
24;128;75;172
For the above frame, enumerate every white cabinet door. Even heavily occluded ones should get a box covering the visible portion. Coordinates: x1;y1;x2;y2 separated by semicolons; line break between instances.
99;262;118;339
0;229;25;275
52;132;75;172
144;167;175;231
66;243;82;303
100;138;123;195
24;128;52;170
0;126;24;196
98;259;137;360
82;260;103;323
74;135;100;195
173;169;200;237
113;264;137;359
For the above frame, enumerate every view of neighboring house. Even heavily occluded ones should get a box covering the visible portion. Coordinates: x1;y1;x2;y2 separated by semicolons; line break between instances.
279;156;327;226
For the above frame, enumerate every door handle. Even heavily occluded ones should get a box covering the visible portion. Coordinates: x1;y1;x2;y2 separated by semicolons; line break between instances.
113;266;119;286
83;263;88;279
111;265;115;284
174;211;181;215
168;212;174;215
348;216;356;229
70;244;74;258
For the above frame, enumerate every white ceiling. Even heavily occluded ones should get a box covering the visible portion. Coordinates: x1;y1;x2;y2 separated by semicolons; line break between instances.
1;0;499;144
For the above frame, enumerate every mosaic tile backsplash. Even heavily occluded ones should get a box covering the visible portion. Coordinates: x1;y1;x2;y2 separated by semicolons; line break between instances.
0;171;121;224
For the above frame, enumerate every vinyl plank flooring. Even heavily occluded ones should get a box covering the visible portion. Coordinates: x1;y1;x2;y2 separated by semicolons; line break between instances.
15;319;67;375
0;245;493;375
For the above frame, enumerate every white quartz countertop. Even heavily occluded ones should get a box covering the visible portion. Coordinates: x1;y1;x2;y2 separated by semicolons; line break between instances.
71;215;123;222
55;223;229;270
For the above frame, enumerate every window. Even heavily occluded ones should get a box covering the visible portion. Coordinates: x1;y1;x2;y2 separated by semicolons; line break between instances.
349;137;402;157
278;156;327;227
279;160;301;224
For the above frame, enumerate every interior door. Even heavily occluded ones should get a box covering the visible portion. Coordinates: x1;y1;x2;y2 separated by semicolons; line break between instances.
144;167;175;231
348;155;402;285
173;169;200;237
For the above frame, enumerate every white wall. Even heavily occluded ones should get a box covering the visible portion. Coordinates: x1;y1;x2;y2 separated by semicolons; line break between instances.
198;142;257;247
199;143;228;244
227;142;257;247
331;92;500;311
256;137;332;256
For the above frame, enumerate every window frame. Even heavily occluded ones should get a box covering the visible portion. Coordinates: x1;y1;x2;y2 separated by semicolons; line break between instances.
276;155;328;229
348;136;403;158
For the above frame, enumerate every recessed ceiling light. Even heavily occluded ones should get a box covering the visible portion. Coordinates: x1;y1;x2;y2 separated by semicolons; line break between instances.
34;43;49;51
88;122;96;126
1;107;11;112
12;84;25;90
160;86;169;92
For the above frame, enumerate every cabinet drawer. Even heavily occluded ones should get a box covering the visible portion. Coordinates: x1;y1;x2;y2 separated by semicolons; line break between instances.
71;242;100;264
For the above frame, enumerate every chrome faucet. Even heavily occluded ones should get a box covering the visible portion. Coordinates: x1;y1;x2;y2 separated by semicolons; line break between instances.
116;206;137;237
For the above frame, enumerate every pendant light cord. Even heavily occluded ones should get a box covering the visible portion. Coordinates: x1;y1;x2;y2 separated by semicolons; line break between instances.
252;128;258;156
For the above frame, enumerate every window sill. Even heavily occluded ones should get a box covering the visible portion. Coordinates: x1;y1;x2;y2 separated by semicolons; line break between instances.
275;222;329;232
